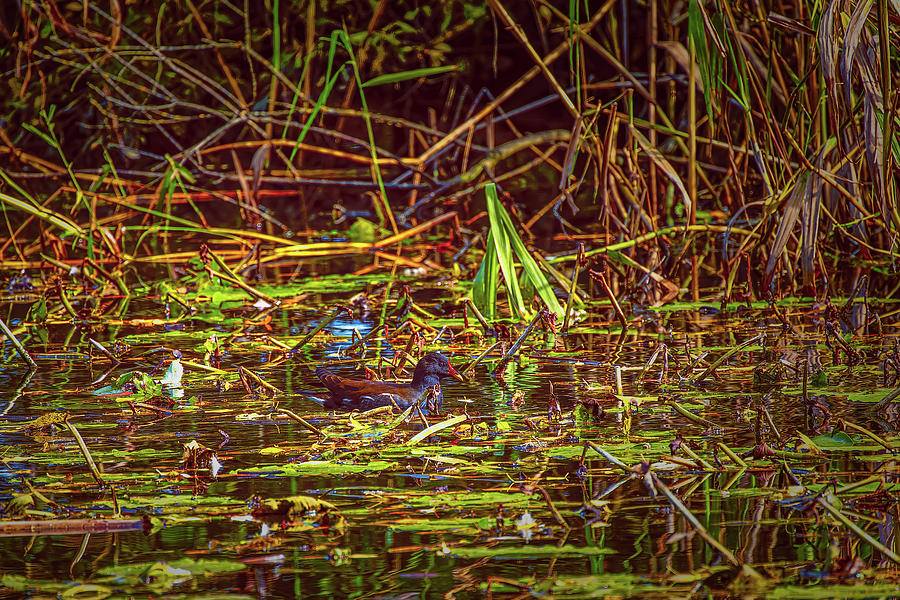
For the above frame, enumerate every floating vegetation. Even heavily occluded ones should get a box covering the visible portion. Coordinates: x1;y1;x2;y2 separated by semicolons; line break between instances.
1;0;899;597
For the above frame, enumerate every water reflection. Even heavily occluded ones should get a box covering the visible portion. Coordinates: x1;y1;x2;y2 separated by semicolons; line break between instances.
0;299;898;597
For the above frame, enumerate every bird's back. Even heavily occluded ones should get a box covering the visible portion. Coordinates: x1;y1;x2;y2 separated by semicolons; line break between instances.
315;367;409;400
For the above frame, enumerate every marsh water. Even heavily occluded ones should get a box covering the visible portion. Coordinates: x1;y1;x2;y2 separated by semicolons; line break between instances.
0;282;899;598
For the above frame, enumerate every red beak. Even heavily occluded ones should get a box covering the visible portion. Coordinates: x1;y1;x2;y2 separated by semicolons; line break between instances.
448;362;465;381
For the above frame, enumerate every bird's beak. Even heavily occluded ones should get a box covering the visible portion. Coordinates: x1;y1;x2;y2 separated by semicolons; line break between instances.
448;363;466;382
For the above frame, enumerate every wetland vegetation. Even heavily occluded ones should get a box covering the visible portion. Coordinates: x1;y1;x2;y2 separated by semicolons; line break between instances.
0;0;899;598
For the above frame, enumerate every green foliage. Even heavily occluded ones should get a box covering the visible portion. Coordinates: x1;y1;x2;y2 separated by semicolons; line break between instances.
472;184;564;320
347;217;378;242
362;64;458;87
452;544;612;557
688;0;723;129
0;188;84;239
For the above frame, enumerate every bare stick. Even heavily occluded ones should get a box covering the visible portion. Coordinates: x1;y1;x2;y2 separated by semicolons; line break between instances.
0;319;37;369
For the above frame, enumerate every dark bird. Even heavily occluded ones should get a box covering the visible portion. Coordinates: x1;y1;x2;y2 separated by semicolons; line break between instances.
309;352;462;413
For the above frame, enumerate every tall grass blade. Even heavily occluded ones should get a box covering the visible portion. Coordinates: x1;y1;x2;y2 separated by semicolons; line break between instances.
472;231;500;320
630;125;691;216
289;31;347;162
840;0;874;107
0;190;84;238
764;173;806;289
336;29;398;234
486;194;528;319
688;0;723;127
362;65;458;87
485;184;564;319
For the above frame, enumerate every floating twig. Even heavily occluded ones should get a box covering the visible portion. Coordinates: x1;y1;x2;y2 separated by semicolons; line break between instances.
492;309;547;376
238;366;282;397
875;385;900;411
166;291;191;311
585;441;632;473
838;419;896;454
637;343;665;389
824;321;860;363
126;401;174;416
0;319;37;368
200;244;277;305
463;341;500;376
54;283;79;319
0;518;144;538
64;417;105;488
84;258;129;296
88;338;119;364
375;211;457;248
461;297;491;334
561;246;583;333
669;398;721;428
288;306;352;355
761;406;782;441
678;444;714;470
692;333;764;384
345;323;388;353
817;494;900;564
588;269;628;331
406;414;467;446
716;442;749;467
277;408;326;438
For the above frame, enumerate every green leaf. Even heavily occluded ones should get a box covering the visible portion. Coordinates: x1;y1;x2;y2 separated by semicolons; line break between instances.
485;184;564;319
406;414;467;446
472;230;500;319
362;65;458;87
22;123;54;146
0;190;85;238
348;217;377;242
486;190;528;318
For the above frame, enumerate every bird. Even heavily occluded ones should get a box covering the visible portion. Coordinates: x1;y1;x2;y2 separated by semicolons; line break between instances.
308;352;462;414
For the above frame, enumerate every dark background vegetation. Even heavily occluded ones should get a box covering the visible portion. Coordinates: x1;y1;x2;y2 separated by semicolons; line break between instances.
0;0;898;304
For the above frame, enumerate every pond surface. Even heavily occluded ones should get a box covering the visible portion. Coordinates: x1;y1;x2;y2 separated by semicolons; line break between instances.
1;281;899;598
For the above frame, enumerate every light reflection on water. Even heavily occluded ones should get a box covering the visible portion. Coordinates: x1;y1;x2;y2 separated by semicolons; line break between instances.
0;298;897;598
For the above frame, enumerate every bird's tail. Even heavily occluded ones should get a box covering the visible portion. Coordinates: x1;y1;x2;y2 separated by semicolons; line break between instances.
300;392;327;407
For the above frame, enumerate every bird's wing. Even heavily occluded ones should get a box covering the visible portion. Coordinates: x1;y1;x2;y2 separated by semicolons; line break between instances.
314;368;364;396
359;393;406;411
314;367;343;389
314;368;408;399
